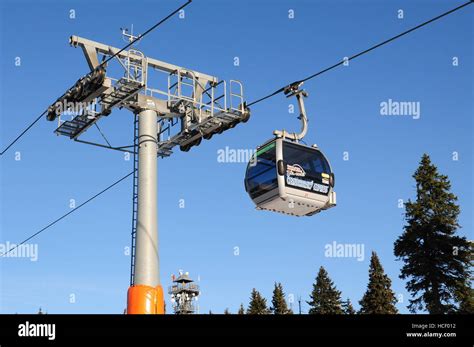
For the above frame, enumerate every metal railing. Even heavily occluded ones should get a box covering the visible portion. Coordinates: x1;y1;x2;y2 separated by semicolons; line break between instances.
168;282;200;294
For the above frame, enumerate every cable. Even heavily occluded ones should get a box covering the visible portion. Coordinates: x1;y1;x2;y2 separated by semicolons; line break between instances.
101;0;192;66
4;0;462;155
0;170;135;258
1;1;470;254
247;1;473;107
0;111;46;156
0;1;192;158
0;1;193;256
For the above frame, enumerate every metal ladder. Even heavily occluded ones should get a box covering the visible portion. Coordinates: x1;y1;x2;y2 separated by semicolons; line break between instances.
130;114;139;286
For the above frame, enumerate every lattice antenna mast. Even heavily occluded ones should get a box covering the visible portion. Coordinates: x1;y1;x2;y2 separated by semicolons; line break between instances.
168;271;200;314
45;28;250;315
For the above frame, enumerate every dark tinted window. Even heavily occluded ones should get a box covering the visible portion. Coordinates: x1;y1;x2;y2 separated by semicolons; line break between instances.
245;142;278;199
283;142;331;176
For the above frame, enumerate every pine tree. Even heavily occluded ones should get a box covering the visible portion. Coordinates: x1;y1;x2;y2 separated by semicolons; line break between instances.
224;308;230;314
342;298;356;314
359;252;398;314
247;288;270;314
456;241;474;314
237;303;245;315
456;286;474;314
271;282;292;314
307;266;343;314
394;154;472;314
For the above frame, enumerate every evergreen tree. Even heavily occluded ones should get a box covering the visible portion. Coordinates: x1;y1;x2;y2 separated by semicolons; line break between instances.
342;298;356;314
455;286;474;314
394;154;472;314
307;266;343;314
247;288;270;314
224;308;230;314
237;303;245;315
456;242;474;314
359;252;398;314
271;282;292;314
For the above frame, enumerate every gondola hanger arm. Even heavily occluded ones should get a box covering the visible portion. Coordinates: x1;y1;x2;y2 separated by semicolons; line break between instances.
274;82;308;142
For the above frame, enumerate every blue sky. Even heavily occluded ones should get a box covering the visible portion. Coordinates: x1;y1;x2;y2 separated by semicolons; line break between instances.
0;0;472;314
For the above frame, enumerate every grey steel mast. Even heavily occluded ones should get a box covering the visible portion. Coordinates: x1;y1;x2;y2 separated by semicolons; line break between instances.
45;29;249;313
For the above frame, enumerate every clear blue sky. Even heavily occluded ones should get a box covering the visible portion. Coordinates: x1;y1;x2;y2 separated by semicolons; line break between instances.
0;0;472;314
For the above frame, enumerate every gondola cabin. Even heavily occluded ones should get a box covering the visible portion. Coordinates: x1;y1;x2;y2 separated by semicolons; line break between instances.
244;138;336;216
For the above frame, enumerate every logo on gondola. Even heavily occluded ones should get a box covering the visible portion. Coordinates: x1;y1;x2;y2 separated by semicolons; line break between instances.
321;173;330;185
286;164;306;177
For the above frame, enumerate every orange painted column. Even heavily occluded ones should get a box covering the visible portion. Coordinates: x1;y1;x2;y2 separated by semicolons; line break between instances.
127;285;164;314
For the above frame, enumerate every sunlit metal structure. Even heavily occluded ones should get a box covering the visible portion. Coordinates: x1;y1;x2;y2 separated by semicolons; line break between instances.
168;271;200;314
46;29;249;314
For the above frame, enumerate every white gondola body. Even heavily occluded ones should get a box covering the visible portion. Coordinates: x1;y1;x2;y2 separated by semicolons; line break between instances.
245;138;336;217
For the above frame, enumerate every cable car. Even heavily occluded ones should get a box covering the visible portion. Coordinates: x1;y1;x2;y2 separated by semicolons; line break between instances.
244;138;336;216
244;82;336;216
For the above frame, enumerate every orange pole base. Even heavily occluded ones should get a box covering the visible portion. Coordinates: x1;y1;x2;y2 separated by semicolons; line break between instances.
127;284;164;314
